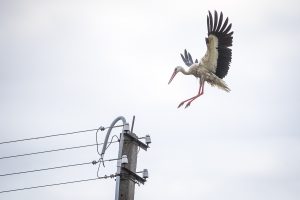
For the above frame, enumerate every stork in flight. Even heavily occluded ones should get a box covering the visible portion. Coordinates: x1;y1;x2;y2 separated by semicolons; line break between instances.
168;11;233;108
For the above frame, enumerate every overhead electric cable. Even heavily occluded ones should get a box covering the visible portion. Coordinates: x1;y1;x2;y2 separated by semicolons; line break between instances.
0;129;98;145
0;174;118;194
0;124;124;145
0;140;119;160
0;158;119;177
0;161;92;177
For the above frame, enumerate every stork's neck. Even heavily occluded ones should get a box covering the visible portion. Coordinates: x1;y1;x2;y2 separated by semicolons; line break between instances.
178;66;192;75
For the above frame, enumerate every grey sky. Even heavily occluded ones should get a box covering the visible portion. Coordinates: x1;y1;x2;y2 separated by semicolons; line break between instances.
0;0;300;199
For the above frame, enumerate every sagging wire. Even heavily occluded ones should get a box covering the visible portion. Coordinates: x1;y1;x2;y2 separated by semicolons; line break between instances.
96;157;105;178
95;126;106;178
96;134;120;178
105;135;120;152
95;125;123;158
94;122;123;179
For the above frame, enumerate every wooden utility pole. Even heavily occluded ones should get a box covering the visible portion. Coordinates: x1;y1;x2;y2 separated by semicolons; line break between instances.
110;117;149;200
118;132;138;200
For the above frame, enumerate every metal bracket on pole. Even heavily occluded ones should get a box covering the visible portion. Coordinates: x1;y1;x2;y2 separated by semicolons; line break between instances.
120;167;147;185
124;132;149;151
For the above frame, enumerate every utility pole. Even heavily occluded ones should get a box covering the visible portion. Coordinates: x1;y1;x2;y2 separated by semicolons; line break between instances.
101;116;150;200
118;132;138;200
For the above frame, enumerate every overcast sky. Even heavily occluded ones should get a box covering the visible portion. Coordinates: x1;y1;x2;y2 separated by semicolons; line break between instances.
0;0;300;199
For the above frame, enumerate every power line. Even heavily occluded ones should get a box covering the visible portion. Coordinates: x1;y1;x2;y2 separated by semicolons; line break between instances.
0;161;92;177
0;140;119;160
0;129;98;145
0;174;118;194
0;137;138;161
0;144;96;160
0;137;139;161
0;158;119;177
0;124;124;145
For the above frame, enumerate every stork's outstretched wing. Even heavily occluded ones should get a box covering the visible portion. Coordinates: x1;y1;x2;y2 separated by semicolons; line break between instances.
180;49;198;67
206;11;233;79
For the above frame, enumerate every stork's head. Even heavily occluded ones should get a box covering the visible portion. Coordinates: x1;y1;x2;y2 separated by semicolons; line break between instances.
168;66;184;84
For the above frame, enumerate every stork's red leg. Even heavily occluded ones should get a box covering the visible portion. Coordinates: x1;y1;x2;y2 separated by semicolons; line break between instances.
184;82;204;108
178;81;204;108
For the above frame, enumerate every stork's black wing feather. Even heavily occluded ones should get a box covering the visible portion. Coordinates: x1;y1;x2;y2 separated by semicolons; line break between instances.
180;49;197;67
207;11;233;79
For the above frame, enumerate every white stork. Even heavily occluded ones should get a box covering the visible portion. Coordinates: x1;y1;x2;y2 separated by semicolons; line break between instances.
168;11;233;108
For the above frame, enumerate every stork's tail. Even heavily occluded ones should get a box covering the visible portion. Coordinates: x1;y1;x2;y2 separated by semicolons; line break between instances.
218;80;230;92
207;74;231;92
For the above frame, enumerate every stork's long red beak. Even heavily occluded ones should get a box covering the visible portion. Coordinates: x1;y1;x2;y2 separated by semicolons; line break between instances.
168;70;178;84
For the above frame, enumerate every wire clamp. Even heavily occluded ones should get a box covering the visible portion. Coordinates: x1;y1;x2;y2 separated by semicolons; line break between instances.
92;160;97;165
